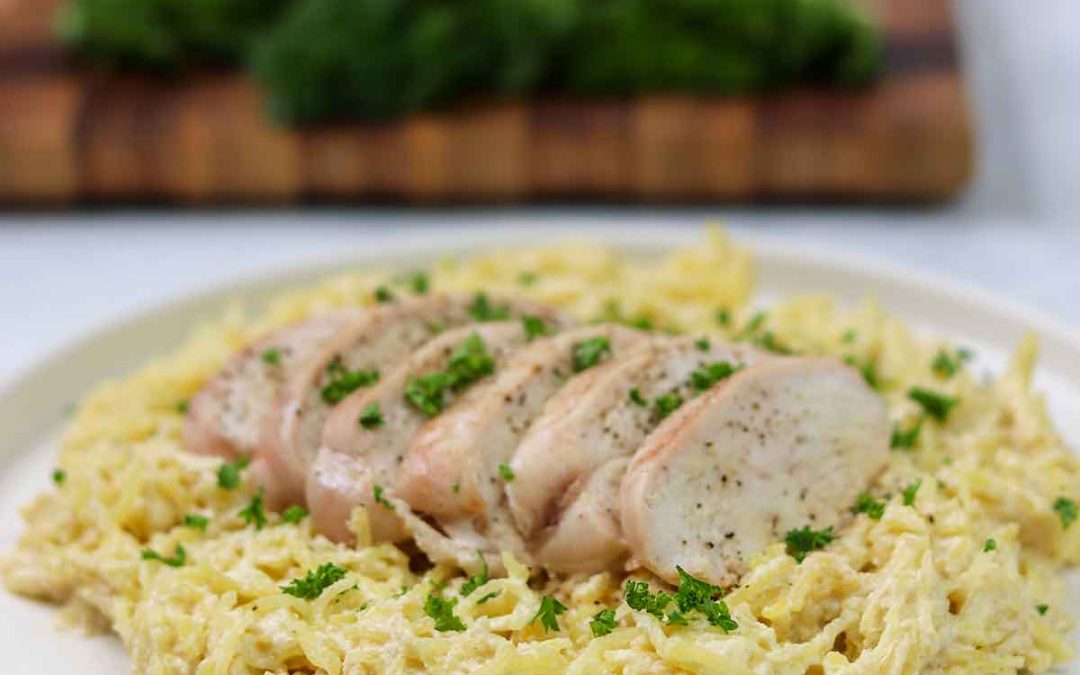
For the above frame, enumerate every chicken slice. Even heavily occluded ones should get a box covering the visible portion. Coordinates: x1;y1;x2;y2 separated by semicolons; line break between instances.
253;294;565;509
394;325;646;571
507;336;767;541
306;321;538;544
532;457;630;574
183;310;365;460
620;357;890;586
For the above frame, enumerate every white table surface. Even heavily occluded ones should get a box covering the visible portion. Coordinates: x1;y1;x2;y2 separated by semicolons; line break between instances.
1;0;1078;389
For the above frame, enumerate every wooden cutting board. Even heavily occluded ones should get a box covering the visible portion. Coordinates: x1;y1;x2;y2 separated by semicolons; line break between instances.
0;0;972;205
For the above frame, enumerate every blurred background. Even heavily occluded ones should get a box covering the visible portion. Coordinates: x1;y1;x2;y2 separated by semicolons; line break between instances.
0;0;1077;385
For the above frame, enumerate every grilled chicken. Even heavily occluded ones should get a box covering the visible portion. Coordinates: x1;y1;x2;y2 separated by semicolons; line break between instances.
253;294;564;509
183;310;365;460
620;357;890;586
306;321;539;544
394;325;646;570
506;336;767;542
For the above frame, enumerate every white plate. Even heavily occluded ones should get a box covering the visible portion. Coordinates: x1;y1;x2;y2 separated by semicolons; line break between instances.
1;228;1078;672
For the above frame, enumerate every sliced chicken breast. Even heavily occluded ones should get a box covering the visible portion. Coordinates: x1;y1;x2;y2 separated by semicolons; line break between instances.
394;325;646;571
306;321;539;544
507;336;767;541
253;294;564;508
532;457;629;574
397;325;646;522
183;310;365;460
620;357;890;586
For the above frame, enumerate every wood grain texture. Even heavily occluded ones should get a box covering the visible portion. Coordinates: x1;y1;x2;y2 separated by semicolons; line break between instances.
0;0;973;204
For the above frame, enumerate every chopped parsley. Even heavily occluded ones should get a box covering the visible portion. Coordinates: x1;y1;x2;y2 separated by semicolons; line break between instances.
695;337;711;351
321;361;380;405
1037;604;1049;616
404;372;455;417
468;293;510;322
498;463;515;482
983;538;997;552
374;285;394;303
459;555;488;597
51;468;66;485
784;525;834;563
755;331;793;355
741;312;766;336
852;491;885;520
572;337;612;372
410;272;430;295
1053;496;1077;529
931;347;972;379
238;487;267;529
841;329;857;343
176;400;189;414
404;333;497;417
522;315;550;341
902;480;921;507
628;388;648;407
689;361;738;393
890;420;922;450
281;563;347;600
653;393;684;420
261;347;282;365
476;591;500;605
217;457;251;490
142;544;186;567
517;271;538;287
373;484;394;511
674;566;737;631
282;505;308;524
908;387;959;422
450;483;460;493
714;308;731;326
624;579;672;619
425;593;466;632
358;402;384;429
531;595;567;632
590;608;617;637
183;513;209;531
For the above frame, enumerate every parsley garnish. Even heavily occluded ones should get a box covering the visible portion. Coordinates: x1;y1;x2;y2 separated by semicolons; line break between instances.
983;538;997;552
468;293;510;322
410;272;430;295
142;544;186;567
373;484;394;511
624;579;671;619
51;469;66;485
784;525;834;563
261;347;282;365
628;388;648;407
853;492;885;520
1037;604;1049;616
476;591;500;605
908;387;959;422
841;329;856;343
217;457;250;490
183;513;209;531
497;463;515;481
282;505;308;524
653;393;683;420
522;315;549;341
1053;496;1077;529
517;271;538;287
932;348;972;379
714;309;731;326
590;608;617;636
902;480;921;507
459;555;488;597
281;563;347;599
450;483;460;493
404;372;455;417
690;361;738;393
374;286;394;303
741;312;766;336
755;331;792;355
890;420;922;450
694;337;711;351
531;595;567;632
425;593;466;631
358;402;384;429
674;566;737;631
572;337;612;372
321;362;379;405
405;333;497;417
176;400;189;414
238;487;267;529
